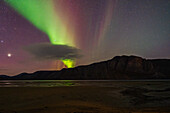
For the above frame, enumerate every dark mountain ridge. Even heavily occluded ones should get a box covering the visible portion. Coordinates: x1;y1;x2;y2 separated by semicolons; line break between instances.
0;55;170;80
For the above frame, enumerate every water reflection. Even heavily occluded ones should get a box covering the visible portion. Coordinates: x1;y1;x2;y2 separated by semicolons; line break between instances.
0;80;170;87
0;80;76;87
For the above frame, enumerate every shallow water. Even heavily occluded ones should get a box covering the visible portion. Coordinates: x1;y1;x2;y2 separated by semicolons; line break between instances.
0;80;170;87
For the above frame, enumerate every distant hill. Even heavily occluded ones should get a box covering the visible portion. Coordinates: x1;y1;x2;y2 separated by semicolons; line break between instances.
0;75;10;79
0;55;170;80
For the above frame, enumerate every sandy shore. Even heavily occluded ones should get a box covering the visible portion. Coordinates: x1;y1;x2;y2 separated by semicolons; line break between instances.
0;86;170;113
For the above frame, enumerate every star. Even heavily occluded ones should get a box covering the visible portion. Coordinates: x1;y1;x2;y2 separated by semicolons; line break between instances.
0;40;4;43
7;53;12;57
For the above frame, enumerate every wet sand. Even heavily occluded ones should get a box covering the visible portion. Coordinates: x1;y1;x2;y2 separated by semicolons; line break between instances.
0;85;170;113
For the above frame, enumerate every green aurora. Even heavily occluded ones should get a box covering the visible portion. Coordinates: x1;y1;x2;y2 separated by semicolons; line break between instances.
5;0;75;68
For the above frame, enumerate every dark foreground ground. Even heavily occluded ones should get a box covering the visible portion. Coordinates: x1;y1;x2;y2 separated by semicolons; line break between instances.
0;81;170;113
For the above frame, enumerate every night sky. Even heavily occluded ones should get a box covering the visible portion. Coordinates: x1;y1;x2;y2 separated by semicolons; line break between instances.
0;0;169;75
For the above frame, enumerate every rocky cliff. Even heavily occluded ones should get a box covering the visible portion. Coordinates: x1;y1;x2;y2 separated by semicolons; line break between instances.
0;55;170;80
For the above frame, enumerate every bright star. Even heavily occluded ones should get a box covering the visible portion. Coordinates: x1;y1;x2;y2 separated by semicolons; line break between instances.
7;53;12;57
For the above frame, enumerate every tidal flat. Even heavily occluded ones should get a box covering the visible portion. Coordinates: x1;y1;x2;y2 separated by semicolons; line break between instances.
0;80;170;113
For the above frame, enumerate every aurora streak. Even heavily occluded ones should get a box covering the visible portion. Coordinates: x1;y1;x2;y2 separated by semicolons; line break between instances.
5;0;115;68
